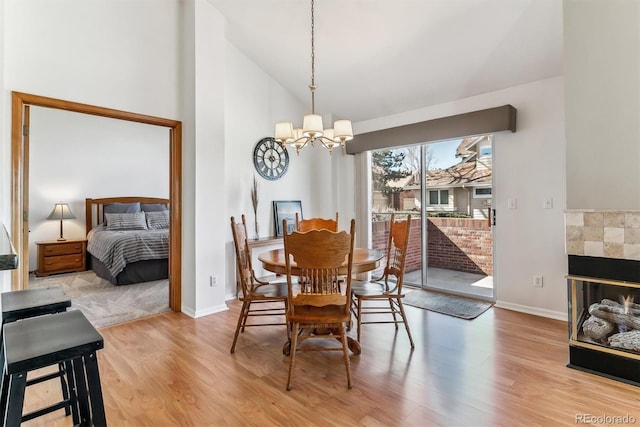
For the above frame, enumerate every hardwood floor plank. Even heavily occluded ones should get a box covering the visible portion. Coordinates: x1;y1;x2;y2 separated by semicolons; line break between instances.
19;300;640;426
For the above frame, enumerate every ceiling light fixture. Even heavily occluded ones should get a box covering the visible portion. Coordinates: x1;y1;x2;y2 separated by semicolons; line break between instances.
274;0;353;155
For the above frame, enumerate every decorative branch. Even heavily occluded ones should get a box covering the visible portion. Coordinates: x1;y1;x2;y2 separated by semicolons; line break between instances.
251;176;259;239
251;176;259;215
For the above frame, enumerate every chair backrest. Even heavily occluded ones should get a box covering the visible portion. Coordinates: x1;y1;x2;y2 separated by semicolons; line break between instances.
230;215;255;296
381;214;412;293
283;219;355;314
295;212;339;232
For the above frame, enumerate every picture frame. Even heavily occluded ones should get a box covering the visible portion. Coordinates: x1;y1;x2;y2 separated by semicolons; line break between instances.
273;200;303;237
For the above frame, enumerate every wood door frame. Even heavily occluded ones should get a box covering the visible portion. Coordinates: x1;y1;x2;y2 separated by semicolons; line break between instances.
10;91;182;311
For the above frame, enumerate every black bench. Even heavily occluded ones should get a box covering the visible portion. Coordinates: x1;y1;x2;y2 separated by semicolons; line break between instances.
0;286;74;423
1;309;106;427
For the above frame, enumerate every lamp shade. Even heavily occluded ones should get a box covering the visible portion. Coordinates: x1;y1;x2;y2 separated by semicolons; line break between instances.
275;122;294;143
302;114;324;137
47;203;76;220
333;120;354;141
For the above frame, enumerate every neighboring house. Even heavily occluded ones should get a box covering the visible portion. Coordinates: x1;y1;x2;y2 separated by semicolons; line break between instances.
375;135;493;219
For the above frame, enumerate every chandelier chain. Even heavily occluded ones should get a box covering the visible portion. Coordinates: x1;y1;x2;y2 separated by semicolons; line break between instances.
273;0;353;154
310;0;316;113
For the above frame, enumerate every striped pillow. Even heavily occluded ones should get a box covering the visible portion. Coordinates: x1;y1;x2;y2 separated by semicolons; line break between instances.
105;212;148;231
145;210;169;229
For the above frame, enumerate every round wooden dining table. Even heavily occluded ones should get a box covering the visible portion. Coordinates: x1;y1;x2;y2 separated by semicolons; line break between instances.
258;247;384;355
258;247;384;276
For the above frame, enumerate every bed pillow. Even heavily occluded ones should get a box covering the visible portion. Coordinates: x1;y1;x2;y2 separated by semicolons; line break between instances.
104;202;141;214
105;212;148;231
145;210;170;230
141;203;168;212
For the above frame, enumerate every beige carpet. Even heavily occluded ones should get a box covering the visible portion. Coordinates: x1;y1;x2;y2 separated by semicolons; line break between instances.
404;289;493;320
29;271;170;329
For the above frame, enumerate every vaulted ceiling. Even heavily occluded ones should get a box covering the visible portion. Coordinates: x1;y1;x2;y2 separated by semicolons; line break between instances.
208;0;563;123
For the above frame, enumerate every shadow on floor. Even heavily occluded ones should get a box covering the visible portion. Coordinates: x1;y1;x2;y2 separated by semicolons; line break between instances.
403;267;494;301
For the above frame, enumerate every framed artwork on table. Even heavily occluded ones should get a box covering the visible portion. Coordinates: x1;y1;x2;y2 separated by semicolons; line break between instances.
273;200;302;237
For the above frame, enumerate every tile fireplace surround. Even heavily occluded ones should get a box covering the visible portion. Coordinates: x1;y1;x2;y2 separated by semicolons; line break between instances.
565;210;640;260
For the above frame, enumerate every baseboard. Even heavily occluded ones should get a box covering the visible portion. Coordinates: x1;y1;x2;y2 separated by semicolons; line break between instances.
494;300;567;321
182;303;228;318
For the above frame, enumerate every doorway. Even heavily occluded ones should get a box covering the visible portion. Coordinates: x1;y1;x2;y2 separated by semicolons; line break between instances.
370;135;494;301
10;92;183;311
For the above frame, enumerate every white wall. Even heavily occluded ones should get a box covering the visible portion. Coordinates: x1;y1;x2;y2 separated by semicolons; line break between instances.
1;0;330;316
188;0;227;317
353;76;568;319
223;41;335;296
2;0;181;289
564;0;640;209
0;0;8;289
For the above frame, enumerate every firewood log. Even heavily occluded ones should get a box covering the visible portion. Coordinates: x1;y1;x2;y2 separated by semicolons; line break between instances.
589;303;640;330
600;298;640;315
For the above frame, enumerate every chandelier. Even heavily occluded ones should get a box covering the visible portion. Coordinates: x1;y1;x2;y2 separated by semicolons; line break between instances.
274;0;353;155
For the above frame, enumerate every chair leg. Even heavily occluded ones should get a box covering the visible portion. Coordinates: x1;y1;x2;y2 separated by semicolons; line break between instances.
356;297;363;343
286;322;300;391
240;300;252;332
397;299;415;349
389;298;399;330
339;324;352;389
230;300;250;353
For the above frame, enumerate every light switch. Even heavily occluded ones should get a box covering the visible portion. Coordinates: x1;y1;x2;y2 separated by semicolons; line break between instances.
543;197;553;209
507;198;517;209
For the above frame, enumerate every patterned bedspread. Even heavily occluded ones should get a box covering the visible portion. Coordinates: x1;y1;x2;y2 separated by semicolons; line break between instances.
87;225;169;277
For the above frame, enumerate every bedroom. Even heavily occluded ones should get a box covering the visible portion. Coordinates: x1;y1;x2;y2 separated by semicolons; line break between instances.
26;105;171;327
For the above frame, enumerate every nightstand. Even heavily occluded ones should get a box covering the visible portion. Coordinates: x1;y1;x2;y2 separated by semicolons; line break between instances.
35;239;87;277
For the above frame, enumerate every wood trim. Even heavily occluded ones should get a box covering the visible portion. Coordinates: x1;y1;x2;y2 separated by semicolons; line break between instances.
10;91;183;312
347;104;517;154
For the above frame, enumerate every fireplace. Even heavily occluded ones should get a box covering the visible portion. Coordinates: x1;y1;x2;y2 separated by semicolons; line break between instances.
565;209;640;385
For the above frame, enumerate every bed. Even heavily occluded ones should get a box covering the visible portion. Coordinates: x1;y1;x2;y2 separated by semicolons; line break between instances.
85;197;170;285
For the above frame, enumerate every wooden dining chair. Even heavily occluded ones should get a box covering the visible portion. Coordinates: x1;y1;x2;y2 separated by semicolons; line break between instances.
295;212;339;232
295;212;344;291
229;215;288;353
283;218;355;390
350;214;415;349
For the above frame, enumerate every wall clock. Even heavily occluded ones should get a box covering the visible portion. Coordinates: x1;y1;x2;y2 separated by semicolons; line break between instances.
253;137;289;180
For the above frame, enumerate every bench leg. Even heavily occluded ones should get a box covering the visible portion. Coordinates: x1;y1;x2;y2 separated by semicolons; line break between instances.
85;352;107;427
72;356;91;426
65;359;80;425
4;372;26;427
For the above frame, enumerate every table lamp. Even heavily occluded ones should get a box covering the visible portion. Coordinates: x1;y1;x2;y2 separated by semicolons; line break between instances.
47;203;76;241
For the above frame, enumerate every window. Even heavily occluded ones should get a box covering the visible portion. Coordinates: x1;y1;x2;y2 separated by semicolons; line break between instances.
474;187;492;198
479;145;492;157
429;189;449;205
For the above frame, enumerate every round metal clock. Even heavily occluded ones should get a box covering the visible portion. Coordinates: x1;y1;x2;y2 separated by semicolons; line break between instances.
253;137;289;180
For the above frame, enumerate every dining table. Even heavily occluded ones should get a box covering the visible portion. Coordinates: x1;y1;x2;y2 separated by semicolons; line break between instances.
258;247;384;276
258;247;384;355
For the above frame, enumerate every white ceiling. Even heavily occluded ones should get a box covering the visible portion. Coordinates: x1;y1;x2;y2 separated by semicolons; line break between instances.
207;0;563;123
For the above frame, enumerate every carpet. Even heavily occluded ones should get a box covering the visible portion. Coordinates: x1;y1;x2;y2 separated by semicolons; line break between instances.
29;271;170;329
403;289;493;320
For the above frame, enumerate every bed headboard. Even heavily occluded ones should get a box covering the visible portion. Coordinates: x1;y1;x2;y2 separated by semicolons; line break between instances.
85;196;170;233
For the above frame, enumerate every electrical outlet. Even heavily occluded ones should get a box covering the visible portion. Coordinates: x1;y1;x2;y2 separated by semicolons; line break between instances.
533;275;543;288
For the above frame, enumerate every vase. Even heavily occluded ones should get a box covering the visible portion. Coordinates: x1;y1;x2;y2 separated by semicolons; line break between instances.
253;218;259;240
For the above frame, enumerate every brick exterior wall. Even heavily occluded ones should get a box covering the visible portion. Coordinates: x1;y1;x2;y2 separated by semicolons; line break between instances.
372;217;493;277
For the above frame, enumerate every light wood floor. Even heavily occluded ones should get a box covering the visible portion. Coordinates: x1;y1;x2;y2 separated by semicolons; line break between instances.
21;299;640;426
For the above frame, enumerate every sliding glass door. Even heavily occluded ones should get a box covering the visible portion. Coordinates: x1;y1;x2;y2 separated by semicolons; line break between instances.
370;136;494;300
